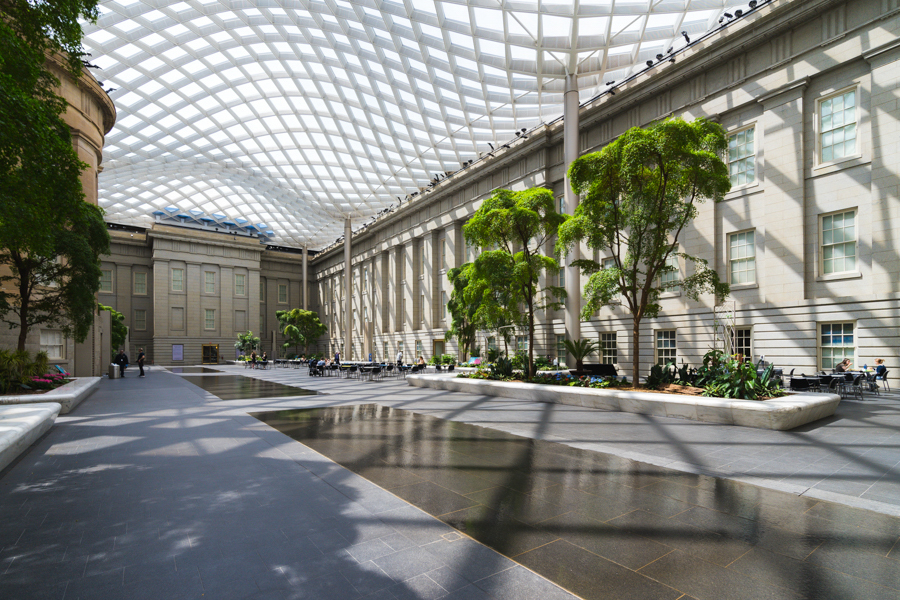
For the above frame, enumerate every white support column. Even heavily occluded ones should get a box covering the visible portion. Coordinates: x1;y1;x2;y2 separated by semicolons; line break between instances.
344;219;352;360
302;246;308;310
564;73;582;364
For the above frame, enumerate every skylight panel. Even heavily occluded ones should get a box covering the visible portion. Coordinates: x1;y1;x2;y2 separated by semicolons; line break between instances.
440;3;470;26
508;13;537;38
472;8;502;33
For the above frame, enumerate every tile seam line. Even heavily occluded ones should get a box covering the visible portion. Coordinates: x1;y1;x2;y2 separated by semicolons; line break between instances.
238;410;583;600
535;431;900;518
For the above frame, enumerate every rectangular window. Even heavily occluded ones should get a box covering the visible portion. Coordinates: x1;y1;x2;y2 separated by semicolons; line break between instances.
398;341;404;355
734;328;752;361
729;231;756;284
401;297;406;325
659;253;679;292
822;210;856;274
99;269;113;293
171;268;184;292
204;271;215;294
557;335;566;366
134;309;147;331
420;246;426;277
516;335;528;352
727;127;755;186
440;238;447;270
416;340;423;357
234;273;246;296
558;255;565;288
171;307;184;330
235;310;246;331
204;309;216;330
558;195;566;214
278;283;288;303
442;291;448;319
656;330;676;365
488;336;497;351
40;330;64;359
466;241;476;264
364;306;368;322
260;279;266;301
600;333;617;364
602;257;616;270
821;322;854;371
363;268;368;293
420;293;425;323
133;272;147;295
384;342;389;360
819;88;857;163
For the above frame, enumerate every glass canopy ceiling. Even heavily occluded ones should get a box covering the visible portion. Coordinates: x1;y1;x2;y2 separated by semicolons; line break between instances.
84;0;749;250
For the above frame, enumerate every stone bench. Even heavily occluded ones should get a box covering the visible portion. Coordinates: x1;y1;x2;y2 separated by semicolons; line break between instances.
0;403;61;472
0;377;100;414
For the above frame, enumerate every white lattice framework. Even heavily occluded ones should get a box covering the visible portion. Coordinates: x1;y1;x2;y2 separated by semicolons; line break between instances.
84;0;751;249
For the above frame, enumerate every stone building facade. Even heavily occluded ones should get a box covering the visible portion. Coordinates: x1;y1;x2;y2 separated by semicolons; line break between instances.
310;0;900;378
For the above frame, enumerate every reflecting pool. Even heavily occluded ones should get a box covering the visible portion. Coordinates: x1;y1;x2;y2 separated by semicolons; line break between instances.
253;404;900;600
181;375;316;400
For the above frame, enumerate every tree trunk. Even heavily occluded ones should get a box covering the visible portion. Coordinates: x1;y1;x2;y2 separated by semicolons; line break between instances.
632;316;642;387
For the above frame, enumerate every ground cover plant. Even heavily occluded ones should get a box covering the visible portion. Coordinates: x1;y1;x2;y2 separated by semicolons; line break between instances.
0;349;71;394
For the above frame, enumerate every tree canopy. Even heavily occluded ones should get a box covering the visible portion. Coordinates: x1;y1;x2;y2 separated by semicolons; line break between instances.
0;0;108;351
99;303;128;353
557;117;731;382
234;331;261;355
276;309;327;356
463;187;568;377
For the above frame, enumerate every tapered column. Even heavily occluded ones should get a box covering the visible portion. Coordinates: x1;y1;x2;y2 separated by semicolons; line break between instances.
563;73;582;363
344;219;352;359
302;246;308;310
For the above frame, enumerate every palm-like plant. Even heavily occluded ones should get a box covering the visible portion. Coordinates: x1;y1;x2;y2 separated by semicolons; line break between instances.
234;331;260;355
563;339;600;372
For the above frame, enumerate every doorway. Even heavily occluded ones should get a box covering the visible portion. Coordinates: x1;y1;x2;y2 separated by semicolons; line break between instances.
432;340;445;360
202;344;219;364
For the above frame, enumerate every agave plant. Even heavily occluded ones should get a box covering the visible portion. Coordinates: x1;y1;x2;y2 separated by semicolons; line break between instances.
563;339;601;372
0;349;45;394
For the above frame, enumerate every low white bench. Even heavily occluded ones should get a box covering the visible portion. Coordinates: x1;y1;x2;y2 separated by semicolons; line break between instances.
0;403;60;472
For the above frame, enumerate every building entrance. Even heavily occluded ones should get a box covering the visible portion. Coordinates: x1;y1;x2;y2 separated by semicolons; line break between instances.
202;344;219;364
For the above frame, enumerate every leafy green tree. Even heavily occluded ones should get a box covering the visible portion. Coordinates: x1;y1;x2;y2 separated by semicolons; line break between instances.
234;331;261;355
98;304;128;353
463;187;568;378
276;309;327;356
0;0;108;351
557;117;731;383
445;264;481;361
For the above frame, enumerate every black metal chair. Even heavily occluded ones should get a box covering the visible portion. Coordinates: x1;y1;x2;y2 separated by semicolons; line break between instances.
789;377;810;392
876;369;890;391
849;375;865;400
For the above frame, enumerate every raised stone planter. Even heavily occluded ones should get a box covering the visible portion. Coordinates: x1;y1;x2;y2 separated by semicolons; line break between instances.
407;374;841;430
0;403;61;471
0;377;100;414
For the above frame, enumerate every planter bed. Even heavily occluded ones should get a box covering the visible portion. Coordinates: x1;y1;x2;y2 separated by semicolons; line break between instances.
406;374;841;430
0;377;100;414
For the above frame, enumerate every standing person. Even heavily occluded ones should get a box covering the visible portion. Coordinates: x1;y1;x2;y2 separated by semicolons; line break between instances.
137;348;146;378
114;348;129;377
396;349;403;366
334;350;340;364
250;351;257;369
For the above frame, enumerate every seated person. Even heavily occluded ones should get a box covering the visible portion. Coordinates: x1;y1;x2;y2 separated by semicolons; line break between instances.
417;356;426;366
875;358;887;377
834;358;852;372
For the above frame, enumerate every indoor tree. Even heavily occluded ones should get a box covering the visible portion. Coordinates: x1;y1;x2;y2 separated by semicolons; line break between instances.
463;187;568;378
445;264;480;361
0;0;109;351
557;117;731;384
276;308;327;356
234;331;260;355
98;304;128;353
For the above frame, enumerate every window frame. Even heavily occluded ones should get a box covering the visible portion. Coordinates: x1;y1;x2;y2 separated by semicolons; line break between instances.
818;208;859;280
600;332;618;364
203;271;216;295
819;321;855;371
277;283;288;304
658;250;680;295
727;229;757;287
99;269;113;293
133;271;148;295
204;308;216;331
234;273;246;296
733;327;752;362
655;330;677;366
171;268;184;292
815;84;861;168
133;309;147;331
726;123;758;190
40;330;64;360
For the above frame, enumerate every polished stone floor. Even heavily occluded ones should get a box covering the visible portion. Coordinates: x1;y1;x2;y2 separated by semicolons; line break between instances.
166;367;224;374
2;366;900;599
178;374;316;400
255;404;900;600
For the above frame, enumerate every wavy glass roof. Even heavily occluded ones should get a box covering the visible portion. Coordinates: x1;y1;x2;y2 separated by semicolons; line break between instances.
84;0;746;250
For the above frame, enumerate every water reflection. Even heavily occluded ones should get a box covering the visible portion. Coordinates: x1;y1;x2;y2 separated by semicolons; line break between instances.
168;366;223;374
253;405;900;600
181;375;316;400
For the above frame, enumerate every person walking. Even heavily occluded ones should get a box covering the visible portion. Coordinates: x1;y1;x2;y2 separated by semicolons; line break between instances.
114;348;129;377
396;349;403;366
334;350;341;364
137;348;146;378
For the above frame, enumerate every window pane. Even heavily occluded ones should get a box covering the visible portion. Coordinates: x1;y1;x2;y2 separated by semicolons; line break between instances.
100;270;113;292
821;211;856;275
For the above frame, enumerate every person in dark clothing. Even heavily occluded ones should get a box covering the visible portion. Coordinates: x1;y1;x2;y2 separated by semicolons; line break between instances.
137;348;146;378
114;349;129;376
